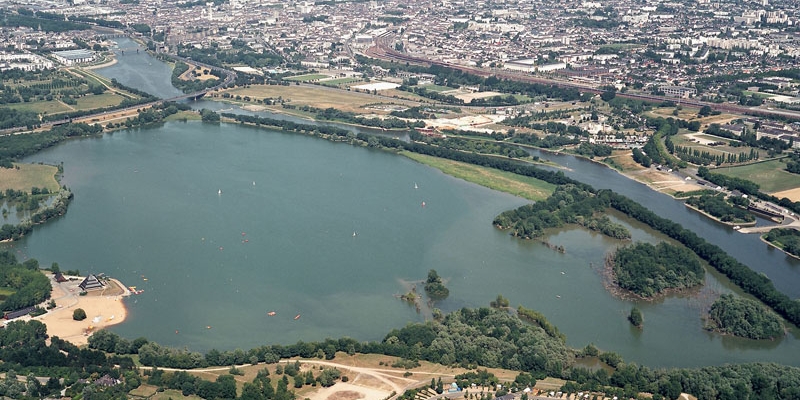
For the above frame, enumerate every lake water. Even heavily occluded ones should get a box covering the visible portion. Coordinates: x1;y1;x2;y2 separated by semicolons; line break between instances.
4;38;799;368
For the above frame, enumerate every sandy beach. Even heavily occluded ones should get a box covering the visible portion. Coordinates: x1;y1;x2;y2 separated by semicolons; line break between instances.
30;275;130;347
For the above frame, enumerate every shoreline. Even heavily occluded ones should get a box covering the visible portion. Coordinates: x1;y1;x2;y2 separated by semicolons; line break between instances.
32;275;130;347
760;234;800;261
683;203;757;227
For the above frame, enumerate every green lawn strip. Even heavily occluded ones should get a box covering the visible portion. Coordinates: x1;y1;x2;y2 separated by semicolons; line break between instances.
7;101;72;115
321;77;363;86
0;287;16;297
401;151;556;201
715;159;800;193
0;163;60;193
419;84;455;92
284;74;330;82
75;93;126;109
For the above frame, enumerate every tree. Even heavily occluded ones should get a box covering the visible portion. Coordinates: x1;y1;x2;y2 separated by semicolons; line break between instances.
698;105;713;117
73;308;86;321
628;307;643;328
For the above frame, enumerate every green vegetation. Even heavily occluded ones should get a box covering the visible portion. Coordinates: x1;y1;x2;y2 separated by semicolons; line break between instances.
284;74;329;82
764;228;800;258
713;161;800;194
706;294;784;340
611;242;704;298
0;163;60;193
628;307;643;328
685;193;754;223
423;269;449;300
171;62;222;93
493;184;631;240
72;308;86;321
401;152;556;201
0;251;51;312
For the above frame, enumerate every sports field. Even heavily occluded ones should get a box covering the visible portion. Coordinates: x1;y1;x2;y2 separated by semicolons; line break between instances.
715;159;800;193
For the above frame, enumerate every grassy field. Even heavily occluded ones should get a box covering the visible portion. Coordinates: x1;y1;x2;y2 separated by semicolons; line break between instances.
219;84;420;114
420;84;454;92
284;73;330;82
401;151;556;201
7;100;72;115
0;163;60;193
75;93;126;109
715;159;800;193
320;77;363;87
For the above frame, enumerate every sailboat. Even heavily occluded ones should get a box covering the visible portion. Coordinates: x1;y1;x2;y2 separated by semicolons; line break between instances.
218;189;222;195
414;182;418;189
352;231;357;237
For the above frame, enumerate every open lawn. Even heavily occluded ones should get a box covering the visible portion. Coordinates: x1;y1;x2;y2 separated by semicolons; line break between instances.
0;163;60;193
401;151;556;201
419;84;455;93
75;93;126;109
284;73;330;82
715;159;800;193
7;100;72;115
219;85;420;114
321;77;363;87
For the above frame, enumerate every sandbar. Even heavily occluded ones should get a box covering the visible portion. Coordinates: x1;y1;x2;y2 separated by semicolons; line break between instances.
28;274;130;347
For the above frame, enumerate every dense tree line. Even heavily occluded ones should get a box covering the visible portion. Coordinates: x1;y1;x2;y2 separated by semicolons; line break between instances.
0;9;90;32
631;147;651;167
706;294;784;340
314;107;423;129
611;242;704;298
0;122;102;166
397;85;465;105
574;142;613;158
685;193;754;223
493;184;630;240
389;106;435;119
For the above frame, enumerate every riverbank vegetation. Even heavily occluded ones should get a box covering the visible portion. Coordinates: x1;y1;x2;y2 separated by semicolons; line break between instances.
684;193;754;224
763;228;800;258
609;242;704;298
705;294;784;340
493;184;631;240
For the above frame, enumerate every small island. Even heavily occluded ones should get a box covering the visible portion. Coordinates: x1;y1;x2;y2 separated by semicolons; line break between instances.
424;269;449;301
608;242;704;299
706;294;785;340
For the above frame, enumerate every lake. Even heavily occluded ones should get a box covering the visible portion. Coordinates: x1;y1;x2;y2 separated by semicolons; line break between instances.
4;38;799;368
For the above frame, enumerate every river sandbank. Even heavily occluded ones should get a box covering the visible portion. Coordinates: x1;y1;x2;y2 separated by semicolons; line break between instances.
32;275;130;346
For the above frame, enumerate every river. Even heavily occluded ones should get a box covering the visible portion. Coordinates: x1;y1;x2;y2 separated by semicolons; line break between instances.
4;38;799;368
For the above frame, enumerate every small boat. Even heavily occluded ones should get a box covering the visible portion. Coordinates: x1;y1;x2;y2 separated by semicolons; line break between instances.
556;295;561;298
733;225;741;230
294;314;301;320
414;182;418;189
206;325;212;329
421;201;426;207
560;271;565;275
218;189;222;195
267;311;276;316
352;231;357;237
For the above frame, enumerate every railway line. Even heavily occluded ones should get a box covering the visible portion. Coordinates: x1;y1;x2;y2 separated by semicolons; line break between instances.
363;36;800;121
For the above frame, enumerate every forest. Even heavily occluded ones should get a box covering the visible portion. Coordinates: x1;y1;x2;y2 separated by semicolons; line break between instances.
706;294;785;340
0;252;51;312
684;193;754;223
610;242;704;298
